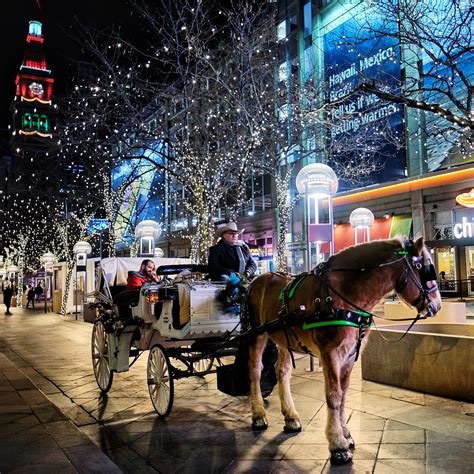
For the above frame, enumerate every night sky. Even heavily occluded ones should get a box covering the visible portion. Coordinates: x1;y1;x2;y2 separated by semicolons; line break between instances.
0;0;138;147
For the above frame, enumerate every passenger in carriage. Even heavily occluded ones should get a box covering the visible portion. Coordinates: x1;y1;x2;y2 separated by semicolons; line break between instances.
126;259;160;290
208;222;257;281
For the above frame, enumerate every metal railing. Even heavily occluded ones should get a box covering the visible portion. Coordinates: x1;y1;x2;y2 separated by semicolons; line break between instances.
438;278;474;299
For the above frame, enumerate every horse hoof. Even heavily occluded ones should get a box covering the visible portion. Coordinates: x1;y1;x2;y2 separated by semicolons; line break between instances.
346;436;355;450
251;418;268;431
330;449;353;465
283;425;302;433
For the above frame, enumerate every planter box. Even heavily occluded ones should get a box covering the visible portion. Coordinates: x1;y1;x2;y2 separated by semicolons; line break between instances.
362;323;474;402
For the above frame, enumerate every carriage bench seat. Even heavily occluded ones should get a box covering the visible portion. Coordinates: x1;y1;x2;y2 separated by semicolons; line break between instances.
113;289;140;320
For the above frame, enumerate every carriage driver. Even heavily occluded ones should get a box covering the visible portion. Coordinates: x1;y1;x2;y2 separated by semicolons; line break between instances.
208;222;257;281
126;259;160;290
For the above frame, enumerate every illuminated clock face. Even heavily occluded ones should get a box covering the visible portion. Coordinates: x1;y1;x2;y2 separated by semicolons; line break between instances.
29;82;44;96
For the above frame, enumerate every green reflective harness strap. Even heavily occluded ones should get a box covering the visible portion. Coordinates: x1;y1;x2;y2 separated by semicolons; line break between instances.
302;309;373;331
278;274;307;300
303;320;359;329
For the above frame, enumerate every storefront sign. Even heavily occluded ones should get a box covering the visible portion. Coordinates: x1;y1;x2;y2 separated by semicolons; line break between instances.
453;217;473;239
456;189;474;208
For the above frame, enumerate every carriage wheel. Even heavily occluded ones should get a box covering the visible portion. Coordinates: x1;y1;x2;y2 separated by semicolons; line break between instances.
91;320;113;393
147;345;174;417
191;354;214;374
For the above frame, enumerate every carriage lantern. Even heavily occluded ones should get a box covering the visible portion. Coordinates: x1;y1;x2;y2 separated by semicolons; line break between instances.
349;208;374;244
41;252;55;314
296;163;338;270
135;220;161;257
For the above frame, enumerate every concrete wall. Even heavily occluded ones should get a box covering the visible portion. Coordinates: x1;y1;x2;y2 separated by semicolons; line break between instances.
362;323;474;402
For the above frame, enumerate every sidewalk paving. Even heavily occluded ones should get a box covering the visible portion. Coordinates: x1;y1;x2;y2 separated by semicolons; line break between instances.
0;343;121;473
0;306;473;473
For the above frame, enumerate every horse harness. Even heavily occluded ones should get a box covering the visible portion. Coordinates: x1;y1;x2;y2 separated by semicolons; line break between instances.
274;240;438;364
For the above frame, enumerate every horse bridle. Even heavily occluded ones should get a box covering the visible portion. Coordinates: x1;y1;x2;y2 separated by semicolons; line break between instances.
395;243;439;317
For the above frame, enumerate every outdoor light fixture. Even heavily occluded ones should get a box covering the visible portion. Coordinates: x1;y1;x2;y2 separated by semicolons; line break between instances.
135;220;161;257
73;241;92;320
296;163;338;270
350;207;374;244
295;163;339;199
41;252;55;314
73;241;92;267
7;265;19;274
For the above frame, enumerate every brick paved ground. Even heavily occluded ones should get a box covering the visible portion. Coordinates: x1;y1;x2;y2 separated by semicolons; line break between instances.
0;307;473;473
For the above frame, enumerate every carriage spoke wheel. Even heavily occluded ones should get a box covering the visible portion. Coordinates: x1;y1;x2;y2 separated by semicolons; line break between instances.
92;321;113;393
147;345;174;417
191;354;214;374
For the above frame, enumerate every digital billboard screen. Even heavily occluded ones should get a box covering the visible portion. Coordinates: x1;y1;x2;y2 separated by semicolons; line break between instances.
323;13;406;190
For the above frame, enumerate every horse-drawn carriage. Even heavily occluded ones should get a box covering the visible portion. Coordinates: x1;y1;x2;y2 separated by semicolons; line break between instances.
86;238;442;465
85;257;256;416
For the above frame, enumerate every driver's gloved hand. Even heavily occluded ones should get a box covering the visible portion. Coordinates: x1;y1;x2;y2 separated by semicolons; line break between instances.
228;272;241;287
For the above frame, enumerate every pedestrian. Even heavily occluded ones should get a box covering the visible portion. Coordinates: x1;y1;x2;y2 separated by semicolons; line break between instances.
34;283;43;302
3;282;14;315
26;286;35;309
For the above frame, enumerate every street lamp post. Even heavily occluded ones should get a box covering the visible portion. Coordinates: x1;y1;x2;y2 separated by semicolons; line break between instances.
296;163;339;270
73;241;92;321
296;164;338;373
349;208;375;244
135;220;161;257
41;253;55;314
7;265;19;308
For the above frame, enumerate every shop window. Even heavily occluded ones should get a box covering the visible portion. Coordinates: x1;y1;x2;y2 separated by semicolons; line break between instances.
435;246;456;290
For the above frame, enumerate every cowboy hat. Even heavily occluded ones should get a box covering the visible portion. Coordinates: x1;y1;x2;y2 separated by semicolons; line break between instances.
215;222;244;237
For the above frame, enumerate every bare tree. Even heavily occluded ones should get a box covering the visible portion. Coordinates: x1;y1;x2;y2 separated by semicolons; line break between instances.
354;0;473;169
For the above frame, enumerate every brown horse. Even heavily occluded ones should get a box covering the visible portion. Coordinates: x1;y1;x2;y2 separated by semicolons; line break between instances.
246;237;441;465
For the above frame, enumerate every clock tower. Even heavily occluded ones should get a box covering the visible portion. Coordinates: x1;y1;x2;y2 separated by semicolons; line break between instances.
10;20;54;148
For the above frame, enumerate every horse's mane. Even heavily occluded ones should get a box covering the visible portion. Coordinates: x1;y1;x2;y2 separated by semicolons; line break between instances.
328;237;403;269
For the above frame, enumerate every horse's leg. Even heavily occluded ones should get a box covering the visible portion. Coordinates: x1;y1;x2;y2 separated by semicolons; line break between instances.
339;359;356;450
320;349;353;465
249;334;268;430
276;346;301;433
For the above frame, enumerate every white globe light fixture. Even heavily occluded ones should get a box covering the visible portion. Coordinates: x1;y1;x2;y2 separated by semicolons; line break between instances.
135;220;161;257
296;163;339;198
7;264;19;274
350;208;375;244
41;252;55;269
296;163;339;270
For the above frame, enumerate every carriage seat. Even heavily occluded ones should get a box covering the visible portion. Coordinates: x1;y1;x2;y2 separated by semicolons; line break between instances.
113;289;140;320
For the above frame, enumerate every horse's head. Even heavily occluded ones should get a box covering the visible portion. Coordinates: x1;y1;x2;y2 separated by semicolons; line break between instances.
395;237;442;318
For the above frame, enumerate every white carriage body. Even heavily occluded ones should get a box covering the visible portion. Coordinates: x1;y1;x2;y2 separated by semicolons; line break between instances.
148;282;240;339
93;257;240;343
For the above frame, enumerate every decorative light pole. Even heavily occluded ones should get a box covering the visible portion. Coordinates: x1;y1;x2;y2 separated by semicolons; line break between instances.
73;241;92;320
6;265;19;309
135;220;161;257
296;163;339;270
41;253;55;314
349;208;375;244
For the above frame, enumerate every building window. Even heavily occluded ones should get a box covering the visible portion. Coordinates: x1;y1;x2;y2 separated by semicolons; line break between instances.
277;20;287;41
303;2;312;38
